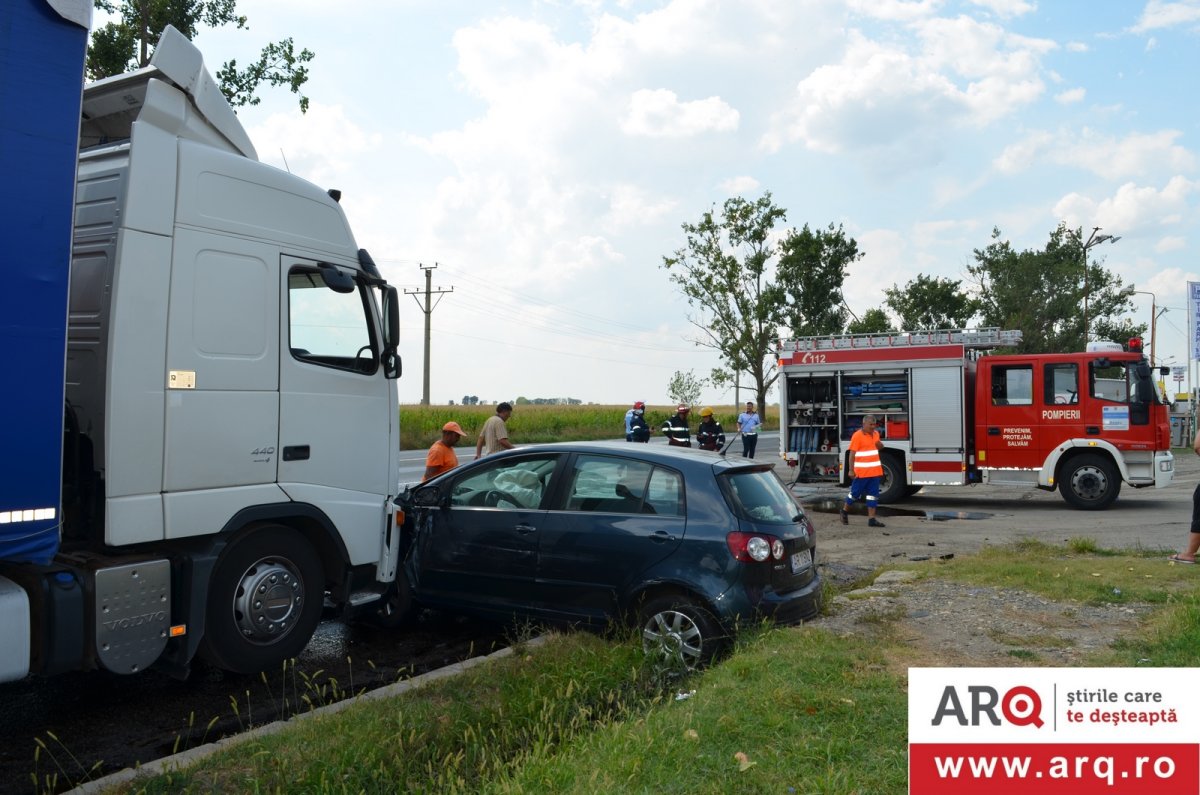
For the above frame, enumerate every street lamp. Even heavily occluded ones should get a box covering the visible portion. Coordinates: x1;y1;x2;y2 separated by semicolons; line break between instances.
1082;226;1121;342
1128;289;1166;364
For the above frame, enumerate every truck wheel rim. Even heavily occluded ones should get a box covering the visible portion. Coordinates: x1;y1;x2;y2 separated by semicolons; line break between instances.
1071;466;1108;500
642;609;703;668
232;556;304;645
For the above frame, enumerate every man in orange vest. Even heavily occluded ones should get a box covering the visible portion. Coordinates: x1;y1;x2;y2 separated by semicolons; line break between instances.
841;414;886;527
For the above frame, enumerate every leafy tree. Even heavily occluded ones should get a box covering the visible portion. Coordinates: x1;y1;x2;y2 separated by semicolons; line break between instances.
662;194;785;416
846;307;894;334
776;222;860;337
967;224;1142;353
88;0;314;112
662;194;861;415
884;274;978;331
666;370;707;407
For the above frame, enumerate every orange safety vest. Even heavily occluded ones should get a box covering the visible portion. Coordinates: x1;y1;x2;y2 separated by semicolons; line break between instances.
849;430;883;477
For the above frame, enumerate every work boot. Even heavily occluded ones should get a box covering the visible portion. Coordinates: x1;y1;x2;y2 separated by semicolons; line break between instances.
840;508;848;525
868;518;886;528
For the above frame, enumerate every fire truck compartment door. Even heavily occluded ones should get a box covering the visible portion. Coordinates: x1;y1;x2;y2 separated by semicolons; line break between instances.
911;366;964;450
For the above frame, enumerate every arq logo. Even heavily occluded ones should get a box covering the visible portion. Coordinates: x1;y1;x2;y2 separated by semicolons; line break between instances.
931;685;1043;728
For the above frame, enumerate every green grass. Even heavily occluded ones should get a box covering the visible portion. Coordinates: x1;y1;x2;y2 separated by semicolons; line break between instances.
898;538;1195;606
399;404;779;450
94;540;1200;794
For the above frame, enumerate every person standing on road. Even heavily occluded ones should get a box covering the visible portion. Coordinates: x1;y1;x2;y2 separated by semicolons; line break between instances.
423;421;464;481
628;402;651;442
624;400;645;441
475;402;515;459
1170;425;1200;563
662;404;692;447
736;401;762;458
696;407;726;451
841;414;886;528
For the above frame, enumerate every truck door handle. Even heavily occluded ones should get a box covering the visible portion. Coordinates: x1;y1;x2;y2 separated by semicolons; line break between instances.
1086;426;1100;435
514;523;536;535
650;530;675;543
987;427;1000;436
283;445;310;461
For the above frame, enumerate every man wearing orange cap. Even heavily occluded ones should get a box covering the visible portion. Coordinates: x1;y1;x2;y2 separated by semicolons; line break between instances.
423;421;464;481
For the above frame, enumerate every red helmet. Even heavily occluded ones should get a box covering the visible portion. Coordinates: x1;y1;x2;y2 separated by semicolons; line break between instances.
677;403;690;413
634;401;645;409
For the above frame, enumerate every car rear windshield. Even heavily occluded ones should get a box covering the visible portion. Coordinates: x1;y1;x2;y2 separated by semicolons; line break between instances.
720;469;801;525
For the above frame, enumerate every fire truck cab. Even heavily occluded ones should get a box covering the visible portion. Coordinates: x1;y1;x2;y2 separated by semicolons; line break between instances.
777;329;1174;510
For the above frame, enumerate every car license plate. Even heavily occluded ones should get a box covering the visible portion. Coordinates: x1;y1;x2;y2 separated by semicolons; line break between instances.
790;548;812;573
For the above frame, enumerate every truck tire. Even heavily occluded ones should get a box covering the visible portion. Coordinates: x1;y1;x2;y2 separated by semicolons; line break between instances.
876;453;907;505
1059;453;1121;510
199;525;325;674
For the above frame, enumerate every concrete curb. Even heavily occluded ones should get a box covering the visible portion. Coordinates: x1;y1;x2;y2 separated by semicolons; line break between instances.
68;636;547;794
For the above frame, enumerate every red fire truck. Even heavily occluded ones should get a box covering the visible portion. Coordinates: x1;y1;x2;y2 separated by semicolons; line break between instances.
777;328;1175;509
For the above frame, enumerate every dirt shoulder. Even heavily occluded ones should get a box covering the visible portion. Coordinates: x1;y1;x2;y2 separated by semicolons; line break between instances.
811;570;1154;667
797;452;1197;666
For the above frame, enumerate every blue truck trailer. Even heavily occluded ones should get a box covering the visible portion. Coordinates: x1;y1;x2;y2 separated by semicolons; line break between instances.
0;4;406;682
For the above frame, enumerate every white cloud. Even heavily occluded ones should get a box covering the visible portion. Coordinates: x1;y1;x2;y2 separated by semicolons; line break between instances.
621;89;740;137
1131;1;1200;33
1053;176;1199;237
1154;235;1187;252
762;17;1053;166
1066;41;1089;52
1055;87;1086;104
993;128;1196;179
846;0;940;22
247;103;382;185
603;184;679;229
967;0;1037;18
719;176;761;195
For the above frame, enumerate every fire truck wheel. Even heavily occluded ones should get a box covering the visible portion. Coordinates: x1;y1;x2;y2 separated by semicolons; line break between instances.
200;525;325;674
876;453;907;504
1060;453;1121;510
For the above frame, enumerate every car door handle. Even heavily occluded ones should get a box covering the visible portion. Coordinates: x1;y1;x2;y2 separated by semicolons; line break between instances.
650;530;675;543
1086;426;1100;435
514;523;537;535
987;427;1000;436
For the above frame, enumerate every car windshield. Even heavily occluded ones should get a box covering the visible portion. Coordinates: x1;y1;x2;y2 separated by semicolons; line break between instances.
721;469;801;525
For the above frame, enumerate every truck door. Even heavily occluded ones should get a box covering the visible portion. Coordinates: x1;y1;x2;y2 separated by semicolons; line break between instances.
278;259;395;566
1039;361;1085;459
979;361;1039;471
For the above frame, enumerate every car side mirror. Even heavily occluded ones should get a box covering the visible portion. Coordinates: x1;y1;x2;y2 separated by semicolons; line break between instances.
412;485;442;507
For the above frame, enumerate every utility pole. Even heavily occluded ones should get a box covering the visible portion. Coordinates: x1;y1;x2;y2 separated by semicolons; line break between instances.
405;263;452;405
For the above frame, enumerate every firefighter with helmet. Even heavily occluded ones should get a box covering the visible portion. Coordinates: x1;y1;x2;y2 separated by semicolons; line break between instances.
628;401;651;442
662;403;692;447
696;407;726;451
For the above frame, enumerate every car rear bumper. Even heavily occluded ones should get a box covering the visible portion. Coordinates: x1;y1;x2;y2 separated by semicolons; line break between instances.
725;569;823;626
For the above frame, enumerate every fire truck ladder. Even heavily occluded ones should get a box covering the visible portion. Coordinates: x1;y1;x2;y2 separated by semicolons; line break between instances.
778;327;1022;353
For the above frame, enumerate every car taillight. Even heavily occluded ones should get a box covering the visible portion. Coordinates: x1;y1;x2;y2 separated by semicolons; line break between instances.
727;532;784;562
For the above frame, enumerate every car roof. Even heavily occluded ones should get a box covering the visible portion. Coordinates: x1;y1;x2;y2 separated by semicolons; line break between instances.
483;441;770;473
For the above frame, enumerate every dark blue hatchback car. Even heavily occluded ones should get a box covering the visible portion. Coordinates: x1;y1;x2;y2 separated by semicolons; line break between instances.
396;442;822;668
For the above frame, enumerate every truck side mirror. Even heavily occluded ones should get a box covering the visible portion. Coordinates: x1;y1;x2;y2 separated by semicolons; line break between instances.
382;285;401;380
318;262;356;293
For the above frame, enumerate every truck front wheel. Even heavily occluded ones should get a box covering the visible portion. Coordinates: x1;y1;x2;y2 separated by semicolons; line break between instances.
200;525;325;674
1059;453;1121;510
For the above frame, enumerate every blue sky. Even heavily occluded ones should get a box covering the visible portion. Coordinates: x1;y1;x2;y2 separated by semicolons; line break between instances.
147;0;1200;405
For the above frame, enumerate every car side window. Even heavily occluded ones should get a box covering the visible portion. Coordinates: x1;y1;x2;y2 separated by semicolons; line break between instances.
449;455;557;509
646;467;684;517
565;455;656;514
